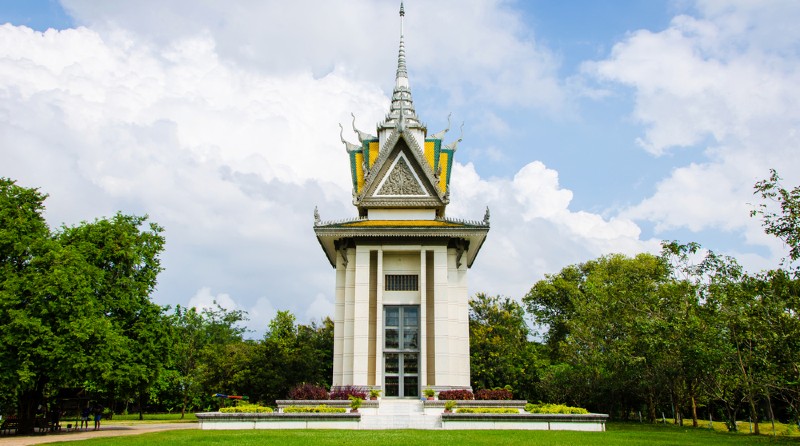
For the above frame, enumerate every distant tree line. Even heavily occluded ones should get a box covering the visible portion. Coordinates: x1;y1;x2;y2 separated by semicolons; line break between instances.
1;170;797;433
520;169;800;432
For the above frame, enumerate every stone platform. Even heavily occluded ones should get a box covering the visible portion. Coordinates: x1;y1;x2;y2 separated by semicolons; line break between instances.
197;399;608;431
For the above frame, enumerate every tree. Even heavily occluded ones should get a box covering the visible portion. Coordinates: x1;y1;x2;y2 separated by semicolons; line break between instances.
524;251;701;420
752;169;800;266
58;213;168;420
169;303;247;417
0;178;167;433
240;311;333;405
469;293;541;400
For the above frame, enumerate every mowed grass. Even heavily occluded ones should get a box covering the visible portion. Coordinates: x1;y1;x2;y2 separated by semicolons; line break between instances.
47;422;800;446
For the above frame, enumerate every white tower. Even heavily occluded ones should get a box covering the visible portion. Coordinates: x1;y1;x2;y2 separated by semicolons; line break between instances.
314;3;489;397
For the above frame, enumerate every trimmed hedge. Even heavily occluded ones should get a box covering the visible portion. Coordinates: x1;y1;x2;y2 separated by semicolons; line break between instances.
288;383;330;400
220;404;273;413
437;389;474;400
330;385;367;400
524;403;589;414
474;388;513;400
455;408;519;414
283;405;346;414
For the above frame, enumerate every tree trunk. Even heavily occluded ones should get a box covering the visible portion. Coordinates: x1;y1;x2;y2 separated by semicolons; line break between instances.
749;396;760;435
691;394;698;427
181;386;189;419
16;377;48;435
648;389;657;423
138;387;145;421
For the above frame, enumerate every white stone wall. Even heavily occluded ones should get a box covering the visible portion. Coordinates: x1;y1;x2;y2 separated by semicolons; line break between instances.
332;242;471;390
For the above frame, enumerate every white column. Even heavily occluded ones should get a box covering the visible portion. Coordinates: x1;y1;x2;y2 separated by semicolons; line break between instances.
448;247;471;387
352;246;371;385
419;249;427;387
333;253;346;386
433;245;450;385
343;248;356;385
375;247;384;389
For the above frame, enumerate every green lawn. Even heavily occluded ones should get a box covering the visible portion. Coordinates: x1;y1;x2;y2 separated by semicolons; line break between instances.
45;422;800;445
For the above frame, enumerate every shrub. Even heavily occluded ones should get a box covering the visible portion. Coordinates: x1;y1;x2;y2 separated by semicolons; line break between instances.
524;403;589;414
456;408;519;414
475;388;513;400
288;383;330;400
283;405;346;414
437;389;474;400
444;400;457;412
220;404;273;413
330;385;367;400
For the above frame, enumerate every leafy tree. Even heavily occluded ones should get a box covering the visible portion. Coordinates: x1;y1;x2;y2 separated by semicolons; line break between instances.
169;303;247;417
58;214;168;420
752;169;800;266
241;311;333;405
0;178;166;433
469;293;541;400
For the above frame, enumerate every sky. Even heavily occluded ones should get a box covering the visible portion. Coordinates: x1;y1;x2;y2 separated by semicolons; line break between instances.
1;0;798;336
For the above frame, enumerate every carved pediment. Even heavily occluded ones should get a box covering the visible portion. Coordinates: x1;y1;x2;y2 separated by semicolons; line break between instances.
376;154;428;197
355;133;446;210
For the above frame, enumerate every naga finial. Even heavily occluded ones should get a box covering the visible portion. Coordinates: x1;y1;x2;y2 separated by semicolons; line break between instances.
339;123;362;153
483;206;490;225
429;113;451;140
444;122;464;152
314;206;321;226
351;113;376;143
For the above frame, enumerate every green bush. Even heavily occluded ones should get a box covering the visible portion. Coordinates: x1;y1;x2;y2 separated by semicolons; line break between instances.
455;408;519;414
220;404;273;413
283;405;347;414
524;403;589;414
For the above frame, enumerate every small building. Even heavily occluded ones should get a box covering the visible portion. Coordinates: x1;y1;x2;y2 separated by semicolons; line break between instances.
314;3;489;398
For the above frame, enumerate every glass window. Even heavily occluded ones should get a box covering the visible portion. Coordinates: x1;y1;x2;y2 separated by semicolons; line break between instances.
385;307;399;326
385;376;399;397
385;329;399;349
403;307;418;327
403;376;419;397
385;353;399;374
403;328;418;349
403;353;418;374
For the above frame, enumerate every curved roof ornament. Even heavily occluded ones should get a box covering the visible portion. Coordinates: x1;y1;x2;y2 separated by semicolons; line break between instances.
351;113;376;143
339;123;362;153
430;113;452;140
445;122;464;152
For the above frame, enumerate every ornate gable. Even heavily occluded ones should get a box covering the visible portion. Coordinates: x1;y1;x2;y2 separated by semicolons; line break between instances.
376;153;427;196
355;132;446;214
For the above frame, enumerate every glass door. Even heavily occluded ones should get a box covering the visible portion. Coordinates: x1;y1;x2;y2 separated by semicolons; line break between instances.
383;306;419;397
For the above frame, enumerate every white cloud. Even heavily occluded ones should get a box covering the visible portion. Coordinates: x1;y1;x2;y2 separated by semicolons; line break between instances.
583;1;800;267
305;293;335;324
187;287;238;312
4;0;795;335
59;0;566;114
449;161;659;298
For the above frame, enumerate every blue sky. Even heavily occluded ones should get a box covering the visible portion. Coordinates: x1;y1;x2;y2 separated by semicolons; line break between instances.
2;0;798;335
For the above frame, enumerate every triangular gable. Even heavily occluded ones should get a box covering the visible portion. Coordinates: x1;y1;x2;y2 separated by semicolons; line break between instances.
375;153;429;197
355;132;446;209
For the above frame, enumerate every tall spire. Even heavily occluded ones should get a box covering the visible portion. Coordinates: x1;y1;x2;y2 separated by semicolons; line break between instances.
379;1;425;138
396;1;408;89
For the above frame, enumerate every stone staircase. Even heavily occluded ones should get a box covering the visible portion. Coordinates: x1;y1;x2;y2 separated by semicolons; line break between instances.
359;399;441;429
